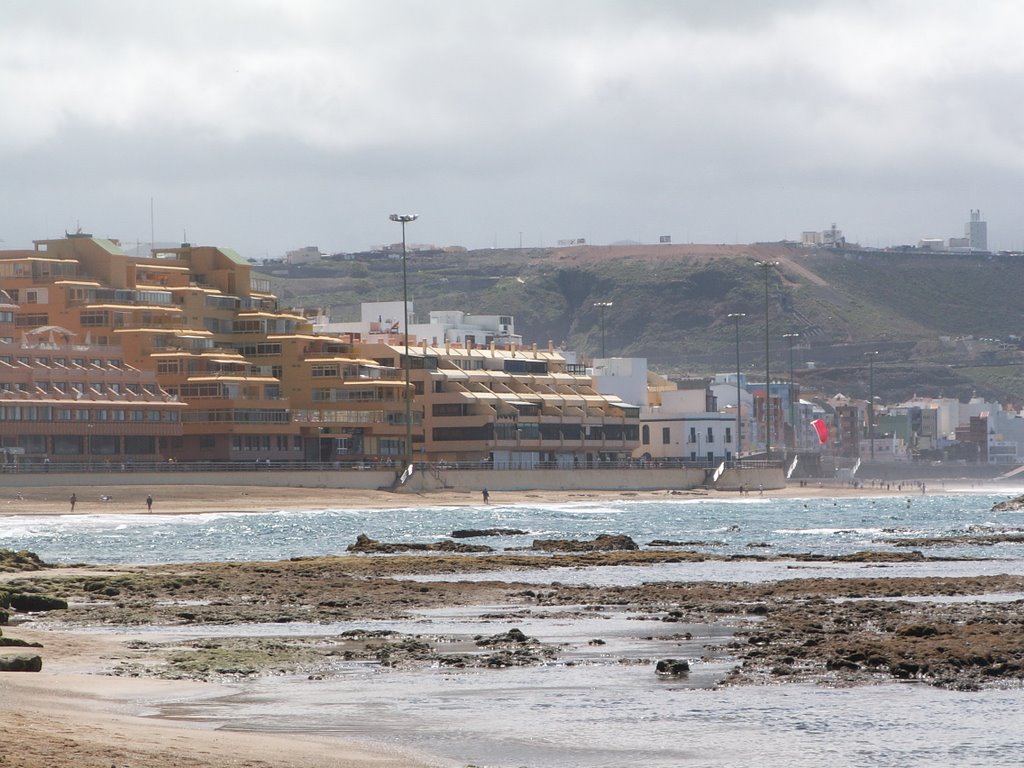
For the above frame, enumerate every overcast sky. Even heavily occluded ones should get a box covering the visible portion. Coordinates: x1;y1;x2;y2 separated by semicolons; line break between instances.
2;1;1023;258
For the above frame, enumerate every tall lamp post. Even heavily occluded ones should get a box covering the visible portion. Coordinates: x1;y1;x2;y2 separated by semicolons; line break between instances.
390;213;418;470
727;312;745;460
593;301;613;358
783;332;800;453
753;260;779;460
865;350;878;462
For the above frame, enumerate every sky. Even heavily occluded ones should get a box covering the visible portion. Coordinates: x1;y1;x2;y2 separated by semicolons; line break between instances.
2;0;1023;259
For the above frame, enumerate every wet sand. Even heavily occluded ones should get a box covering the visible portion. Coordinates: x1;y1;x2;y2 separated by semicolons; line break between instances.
2;480;1023;767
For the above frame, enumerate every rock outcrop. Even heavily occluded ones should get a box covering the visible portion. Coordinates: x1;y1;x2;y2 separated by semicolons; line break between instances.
449;528;527;538
992;495;1024;512
9;594;68;612
0;549;46;573
655;658;690;676
0;654;42;672
347;533;492;554
529;534;638;552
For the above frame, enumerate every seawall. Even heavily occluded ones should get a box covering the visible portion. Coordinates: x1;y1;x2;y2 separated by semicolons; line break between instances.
0;466;788;493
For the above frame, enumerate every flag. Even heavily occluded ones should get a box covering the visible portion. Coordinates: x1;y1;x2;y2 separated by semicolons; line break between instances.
810;418;829;445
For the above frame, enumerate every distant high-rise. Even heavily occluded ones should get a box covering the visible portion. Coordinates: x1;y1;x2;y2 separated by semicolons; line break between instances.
966;209;988;251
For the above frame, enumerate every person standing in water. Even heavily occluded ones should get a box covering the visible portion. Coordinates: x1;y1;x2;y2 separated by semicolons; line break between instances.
69;493;77;512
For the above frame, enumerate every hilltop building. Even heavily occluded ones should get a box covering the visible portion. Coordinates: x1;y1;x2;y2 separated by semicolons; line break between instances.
917;210;989;253
966;209;988;252
316;303;522;349
285;246;323;265
801;223;844;247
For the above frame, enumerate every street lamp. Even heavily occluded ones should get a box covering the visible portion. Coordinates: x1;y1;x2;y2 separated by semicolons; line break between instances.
593;301;613;358
727;312;745;460
783;332;800;453
865;350;878;462
390;213;418;470
753;260;779;460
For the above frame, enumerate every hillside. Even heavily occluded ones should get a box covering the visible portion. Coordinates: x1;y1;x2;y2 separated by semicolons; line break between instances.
261;243;1024;406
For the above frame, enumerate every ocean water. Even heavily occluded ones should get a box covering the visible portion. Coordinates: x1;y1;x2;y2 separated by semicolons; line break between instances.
8;489;1024;766
4;488;1024;567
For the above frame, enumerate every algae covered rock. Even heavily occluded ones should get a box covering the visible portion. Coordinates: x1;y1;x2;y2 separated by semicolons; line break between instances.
9;594;68;612
0;654;42;672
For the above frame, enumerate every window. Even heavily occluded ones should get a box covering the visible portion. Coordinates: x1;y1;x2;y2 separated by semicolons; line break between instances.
706;427;714;443
90;435;120;455
662;427;671;445
688;427;696;443
642;425;650;445
53;436;84;455
433;403;468;417
80;311;110;327
124;436;156;454
726;427;732;444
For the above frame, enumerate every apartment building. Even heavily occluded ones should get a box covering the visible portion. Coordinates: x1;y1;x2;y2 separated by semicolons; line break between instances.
0;320;183;466
0;234;635;466
356;340;640;466
271;332;411;461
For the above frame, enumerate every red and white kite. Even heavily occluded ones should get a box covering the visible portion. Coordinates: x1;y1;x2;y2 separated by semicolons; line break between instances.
810;418;829;445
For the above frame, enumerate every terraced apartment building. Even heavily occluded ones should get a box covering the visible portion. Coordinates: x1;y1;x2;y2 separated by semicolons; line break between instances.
0;234;638;467
0;315;184;467
354;340;640;467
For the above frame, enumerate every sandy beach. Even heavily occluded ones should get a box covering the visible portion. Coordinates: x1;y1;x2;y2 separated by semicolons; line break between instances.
2;480;1023;767
0;478;993;517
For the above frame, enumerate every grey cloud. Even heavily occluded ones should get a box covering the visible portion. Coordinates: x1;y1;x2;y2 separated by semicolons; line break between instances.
2;1;1024;255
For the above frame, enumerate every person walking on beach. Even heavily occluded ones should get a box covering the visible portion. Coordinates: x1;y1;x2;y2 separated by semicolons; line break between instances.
482;488;490;503
69;492;76;512
146;494;153;513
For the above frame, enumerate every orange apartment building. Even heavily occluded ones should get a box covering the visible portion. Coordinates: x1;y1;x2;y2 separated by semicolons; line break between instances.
0;233;638;466
356;340;640;467
0;317;184;467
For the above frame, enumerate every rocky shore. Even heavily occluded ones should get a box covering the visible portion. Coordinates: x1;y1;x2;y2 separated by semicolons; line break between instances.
4;485;1024;768
6;542;1024;694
